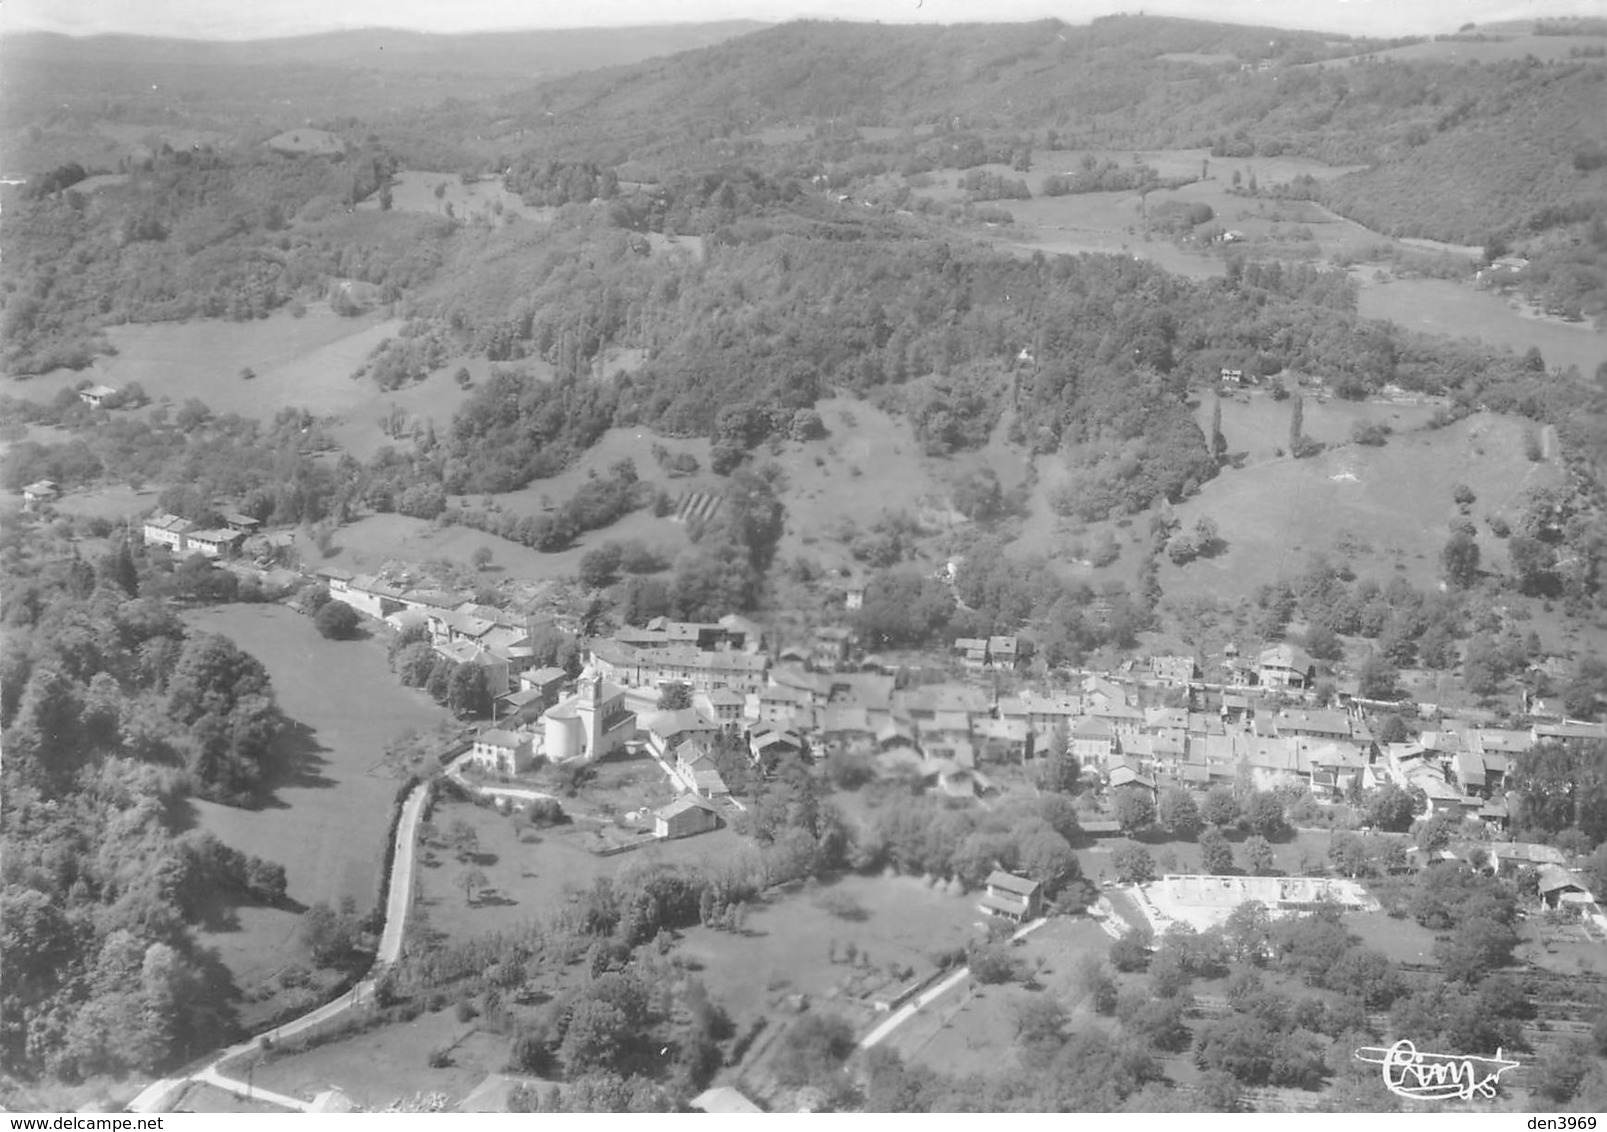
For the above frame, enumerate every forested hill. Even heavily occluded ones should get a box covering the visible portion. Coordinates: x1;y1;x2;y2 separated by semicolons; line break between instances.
508;16;1397;150
496;16;1606;246
1320;62;1607;242
0;23;769;77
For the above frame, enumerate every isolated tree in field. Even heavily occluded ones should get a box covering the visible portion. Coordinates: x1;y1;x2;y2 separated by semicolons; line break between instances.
314;599;359;640
1199;826;1235;874
460;866;488;904
1211;397;1227;462
1193;516;1221;556
1112;844;1157;885
1157;787;1200;839
1167;531;1198;566
1441;530;1480;588
657;682;693;711
447;818;480;862
472;545;494;571
1115;789;1155;833
1288;394;1304;455
1015;994;1073;1049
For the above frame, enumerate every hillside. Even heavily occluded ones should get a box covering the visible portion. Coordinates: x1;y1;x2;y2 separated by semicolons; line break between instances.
483;17;1605;250
0;23;768;75
501;16;1398;150
1319;62;1607;242
0;22;766;176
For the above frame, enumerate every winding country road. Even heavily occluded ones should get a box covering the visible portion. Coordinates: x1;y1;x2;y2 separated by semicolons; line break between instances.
125;780;431;1113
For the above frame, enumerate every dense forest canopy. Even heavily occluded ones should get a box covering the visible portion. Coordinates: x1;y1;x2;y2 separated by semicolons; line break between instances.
1;517;293;1079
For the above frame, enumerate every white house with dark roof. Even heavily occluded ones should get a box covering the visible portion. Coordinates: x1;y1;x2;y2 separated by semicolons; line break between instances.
1149;654;1196;685
143;513;196;551
185;527;244;558
21;480;58;510
1257;643;1315;689
979;870;1042;922
543;672;636;763
469;729;532;775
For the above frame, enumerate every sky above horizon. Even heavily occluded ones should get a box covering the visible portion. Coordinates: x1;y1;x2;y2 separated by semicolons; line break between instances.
3;0;1604;40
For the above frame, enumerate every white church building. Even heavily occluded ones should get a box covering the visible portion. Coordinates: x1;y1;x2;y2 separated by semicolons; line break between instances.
542;671;637;763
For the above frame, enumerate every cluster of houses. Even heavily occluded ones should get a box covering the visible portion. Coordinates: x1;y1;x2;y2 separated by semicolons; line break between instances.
443;611;1600;838
141;511;260;559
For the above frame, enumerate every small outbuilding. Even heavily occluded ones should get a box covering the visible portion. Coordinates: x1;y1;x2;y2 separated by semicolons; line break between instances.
1538;865;1590;909
21;480;58;510
78;384;118;408
654;794;719;840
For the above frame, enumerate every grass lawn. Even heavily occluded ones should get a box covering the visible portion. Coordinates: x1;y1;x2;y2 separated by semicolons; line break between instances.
1340;910;1443;966
672;873;986;1027
181;604;451;997
1355;275;1607;382
246;1004;506;1111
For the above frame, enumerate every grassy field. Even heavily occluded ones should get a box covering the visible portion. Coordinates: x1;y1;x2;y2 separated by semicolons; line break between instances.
1355;276;1607;381
354;169;552;223
879;916;1112;1075
246;1004;507;1111
1194;387;1444;466
181;604;450;994
888;148;1370;279
265;128;345;155
1159;410;1561;604
9;308;406;417
760;395;994;580
316;506;684;587
416;791;745;947
673;873;986;1026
